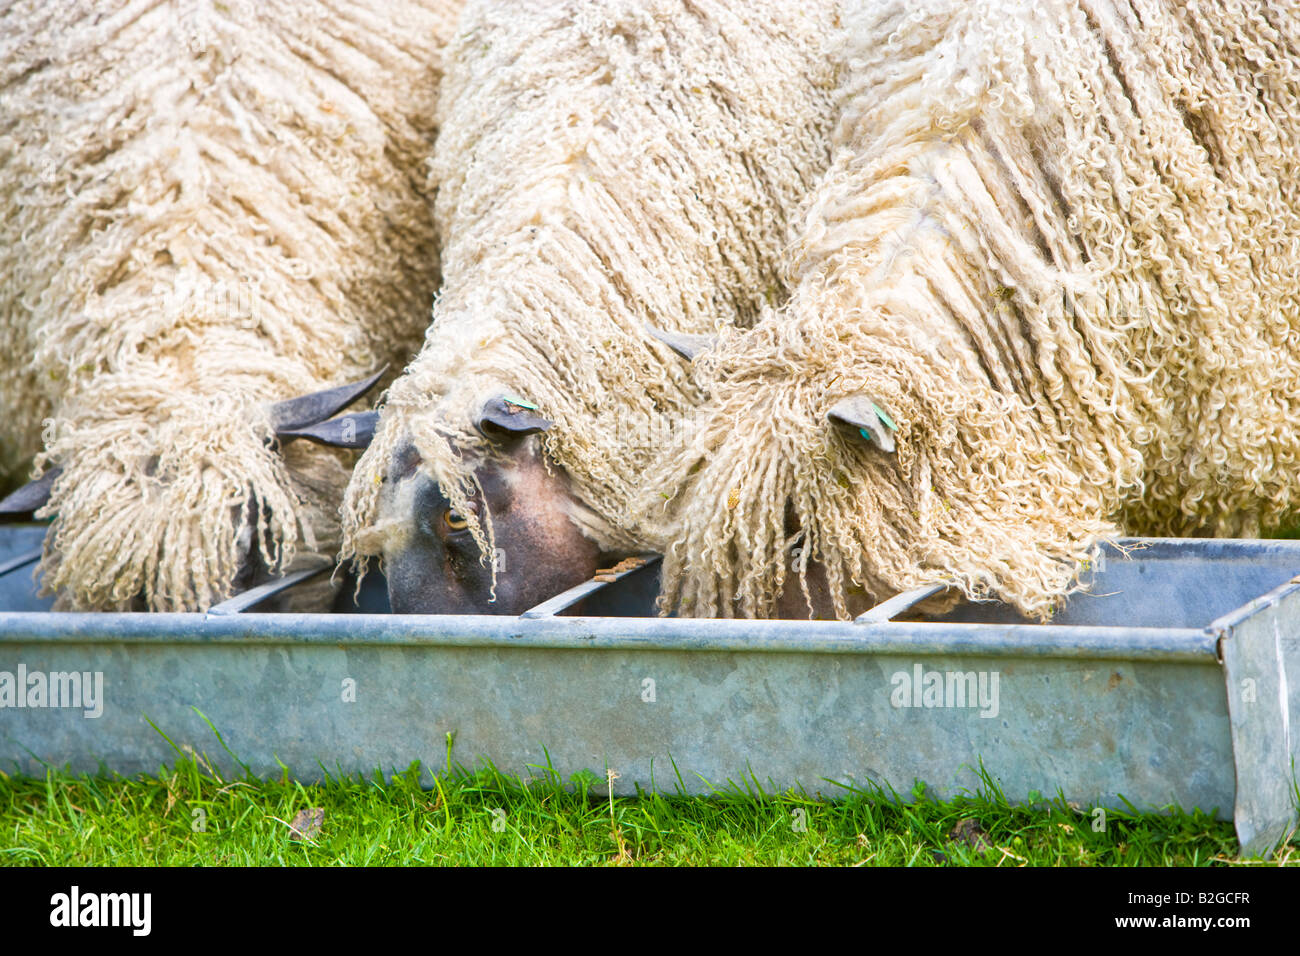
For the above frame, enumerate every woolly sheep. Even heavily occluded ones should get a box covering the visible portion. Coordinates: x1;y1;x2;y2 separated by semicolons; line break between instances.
341;0;841;613
644;0;1300;620
0;0;464;610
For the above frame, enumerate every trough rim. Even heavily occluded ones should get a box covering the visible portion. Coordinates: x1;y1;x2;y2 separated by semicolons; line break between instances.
0;611;1219;662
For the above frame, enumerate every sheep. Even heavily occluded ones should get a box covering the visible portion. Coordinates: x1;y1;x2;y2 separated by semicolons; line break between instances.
0;0;465;610
340;0;842;613
642;0;1300;621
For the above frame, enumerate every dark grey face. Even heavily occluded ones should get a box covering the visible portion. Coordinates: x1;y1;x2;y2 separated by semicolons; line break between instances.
380;434;606;615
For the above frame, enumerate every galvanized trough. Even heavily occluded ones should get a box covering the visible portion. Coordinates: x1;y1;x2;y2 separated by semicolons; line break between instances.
0;525;1297;856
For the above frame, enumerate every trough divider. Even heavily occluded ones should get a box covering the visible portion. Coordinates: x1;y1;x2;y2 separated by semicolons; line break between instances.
519;554;661;618
854;582;948;623
204;562;332;616
0;548;41;579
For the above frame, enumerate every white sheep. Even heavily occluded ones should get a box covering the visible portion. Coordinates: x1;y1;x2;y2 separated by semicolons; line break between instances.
645;0;1300;620
341;0;842;612
0;0;464;610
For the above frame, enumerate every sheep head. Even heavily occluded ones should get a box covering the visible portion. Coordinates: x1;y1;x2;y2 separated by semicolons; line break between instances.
374;393;620;615
0;372;385;610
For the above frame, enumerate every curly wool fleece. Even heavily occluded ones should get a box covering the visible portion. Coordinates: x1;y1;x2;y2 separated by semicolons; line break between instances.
342;0;842;572
0;0;463;610
643;0;1300;621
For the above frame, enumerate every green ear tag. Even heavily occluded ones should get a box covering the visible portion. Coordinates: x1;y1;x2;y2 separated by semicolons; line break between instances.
870;402;899;432
502;395;539;411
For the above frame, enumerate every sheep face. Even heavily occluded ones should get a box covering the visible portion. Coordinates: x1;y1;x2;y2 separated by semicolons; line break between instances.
378;401;609;615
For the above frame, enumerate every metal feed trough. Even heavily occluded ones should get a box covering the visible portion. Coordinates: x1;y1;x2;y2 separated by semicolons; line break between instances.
1;524;1297;857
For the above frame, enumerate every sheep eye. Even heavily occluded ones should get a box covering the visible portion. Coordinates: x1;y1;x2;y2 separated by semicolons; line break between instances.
444;509;470;531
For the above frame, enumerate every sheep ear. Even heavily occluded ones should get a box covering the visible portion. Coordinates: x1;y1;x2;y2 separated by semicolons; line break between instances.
276;411;379;449
476;395;552;440
828;396;898;453
0;466;62;519
268;367;387;434
646;325;717;362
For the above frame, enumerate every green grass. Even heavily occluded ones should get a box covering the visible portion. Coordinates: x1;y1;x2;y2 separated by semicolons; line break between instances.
1;752;1292;866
